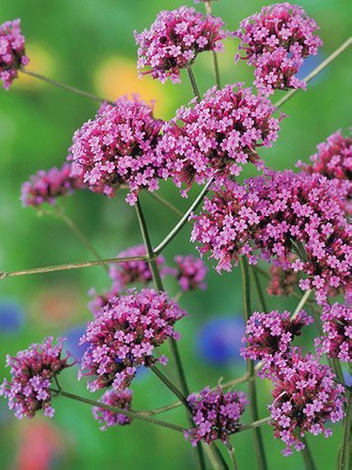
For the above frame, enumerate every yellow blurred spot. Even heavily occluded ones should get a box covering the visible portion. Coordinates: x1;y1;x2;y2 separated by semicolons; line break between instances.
14;42;55;90
94;56;171;117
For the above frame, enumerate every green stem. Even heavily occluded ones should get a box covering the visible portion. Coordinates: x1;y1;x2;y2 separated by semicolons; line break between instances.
226;442;239;470
150;365;191;414
210;443;230;470
54;206;109;273
154;178;213;255
252;267;268;313
275;37;352;108
337;390;351;470
239;258;268;470
292;289;312;318
204;0;221;88
146;191;183;217
134;198;207;470
51;388;185;433
187;66;201;100
0;255;148;279
301;437;317;470
19;68;113;105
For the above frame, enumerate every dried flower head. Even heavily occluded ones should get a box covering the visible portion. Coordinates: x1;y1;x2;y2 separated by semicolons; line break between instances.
0;19;29;90
235;3;322;95
80;289;186;391
0;337;71;419
159;84;281;194
268;349;345;456
191;170;351;304
69;96;166;205
241;310;313;363
92;389;133;430
185;386;248;446
135;7;226;84
315;302;352;362
20;163;85;207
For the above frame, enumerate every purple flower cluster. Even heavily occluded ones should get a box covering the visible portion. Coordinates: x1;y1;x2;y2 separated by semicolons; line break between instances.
159;84;281;194
135;7;226;84
267;264;298;297
241;310;312;363
0;19;29;90
69;96;165;205
109;245;166;293
315;302;352;362
185;386;248;446
268;349;345;456
191;170;351;304
92;389;133;430
235;3;322;95
80;289;186;391
0;337;71;419
20;163;85;207
172;255;207;291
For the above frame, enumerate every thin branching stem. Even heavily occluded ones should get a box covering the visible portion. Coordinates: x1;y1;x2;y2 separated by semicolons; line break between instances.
150;366;191;415
292;289;312;318
204;1;221;87
187;65;201;100
145;191;183;217
301;437;318;470
337;390;351;470
226;442;239;470
275;37;352;108
239;258;268;470
252;266;268;313
19;68;113;105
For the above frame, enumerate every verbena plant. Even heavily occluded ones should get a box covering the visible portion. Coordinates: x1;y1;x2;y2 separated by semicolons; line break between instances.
0;2;351;469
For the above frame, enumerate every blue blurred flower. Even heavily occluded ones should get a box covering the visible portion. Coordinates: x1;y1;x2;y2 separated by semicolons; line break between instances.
63;325;89;363
197;316;244;365
296;53;327;83
0;300;25;333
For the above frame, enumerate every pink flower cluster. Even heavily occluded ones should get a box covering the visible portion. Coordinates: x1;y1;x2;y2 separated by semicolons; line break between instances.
268;349;345;456
315;302;352;362
241;310;312;364
191;170;351;303
80;289;186;391
235;3;322;96
172;255;207;291
21;163;85;207
159;84;281;194
135;7;226;84
0;337;71;419
0;19;29;90
92;389;133;430
267;264;298;297
185;386;248;446
109;245;166;293
69;96;165;205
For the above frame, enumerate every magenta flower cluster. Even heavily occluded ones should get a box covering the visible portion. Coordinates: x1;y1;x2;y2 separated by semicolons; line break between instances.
135;6;226;84
0;19;29;90
268;349;345;456
185;386;248;446
315;302;352;362
172;255;207;291
192;170;351;304
69;96;165;205
159;84;281;193
92;389;133;431
235;3;322;95
20;163;85;207
241;310;313;363
0;337;71;419
80;289;186;391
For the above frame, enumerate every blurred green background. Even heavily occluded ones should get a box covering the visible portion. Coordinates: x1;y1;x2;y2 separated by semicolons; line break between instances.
0;0;351;469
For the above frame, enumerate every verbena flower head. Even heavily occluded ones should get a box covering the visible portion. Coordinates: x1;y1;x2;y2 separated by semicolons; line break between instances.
159;84;281;194
0;337;71;419
185;386;248;446
191;170;351;304
173;255;207;291
69;96;165;205
135;7;226;84
20;163;85;207
241;310;312;363
268;349;345;456
315;302;352;362
0;19;29;90
109;245;166;293
80;288;186;391
92;389;133;430
235;3;322;96
267;264;298;297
